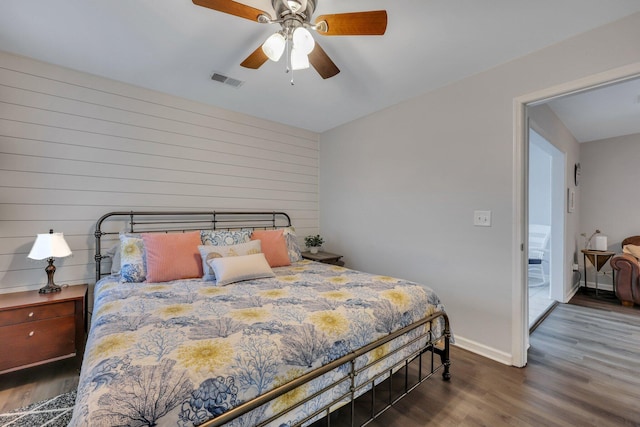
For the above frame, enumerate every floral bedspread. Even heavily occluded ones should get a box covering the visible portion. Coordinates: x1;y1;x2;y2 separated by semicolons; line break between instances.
70;261;447;427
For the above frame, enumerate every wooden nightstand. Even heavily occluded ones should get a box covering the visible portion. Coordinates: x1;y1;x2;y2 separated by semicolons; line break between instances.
302;251;345;266
0;284;87;374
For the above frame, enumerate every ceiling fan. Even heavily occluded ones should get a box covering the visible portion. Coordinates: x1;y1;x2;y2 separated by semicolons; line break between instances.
192;0;387;81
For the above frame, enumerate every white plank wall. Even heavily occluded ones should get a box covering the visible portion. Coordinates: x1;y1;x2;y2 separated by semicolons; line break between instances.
0;51;320;294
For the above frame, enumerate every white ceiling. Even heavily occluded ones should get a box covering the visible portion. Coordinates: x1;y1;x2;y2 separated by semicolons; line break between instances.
1;0;640;134
546;77;640;143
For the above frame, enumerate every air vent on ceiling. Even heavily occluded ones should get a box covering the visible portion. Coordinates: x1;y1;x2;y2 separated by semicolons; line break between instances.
211;72;244;88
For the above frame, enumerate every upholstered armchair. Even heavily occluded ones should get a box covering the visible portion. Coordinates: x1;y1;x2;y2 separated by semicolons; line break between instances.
610;236;640;307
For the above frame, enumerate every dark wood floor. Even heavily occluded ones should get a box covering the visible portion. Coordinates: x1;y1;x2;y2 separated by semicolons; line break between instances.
2;295;640;426
365;297;640;427
569;288;640;315
0;358;80;413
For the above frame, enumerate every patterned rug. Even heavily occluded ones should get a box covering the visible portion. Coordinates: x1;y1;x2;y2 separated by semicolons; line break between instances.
0;390;76;427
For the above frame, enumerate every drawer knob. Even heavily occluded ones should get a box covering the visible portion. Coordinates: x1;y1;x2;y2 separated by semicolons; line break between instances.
28;331;35;337
28;312;34;317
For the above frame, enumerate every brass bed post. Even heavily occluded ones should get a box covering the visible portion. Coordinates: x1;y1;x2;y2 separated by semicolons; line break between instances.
94;228;102;283
442;314;452;380
94;211;114;283
350;358;356;427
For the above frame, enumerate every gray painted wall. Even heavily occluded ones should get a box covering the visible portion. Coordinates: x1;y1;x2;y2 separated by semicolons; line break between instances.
580;132;640;288
319;13;640;362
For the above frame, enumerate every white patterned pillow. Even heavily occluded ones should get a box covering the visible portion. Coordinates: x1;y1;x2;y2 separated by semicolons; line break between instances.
105;243;121;275
198;240;262;281
119;234;146;283
283;226;303;262
200;229;251;246
207;253;275;286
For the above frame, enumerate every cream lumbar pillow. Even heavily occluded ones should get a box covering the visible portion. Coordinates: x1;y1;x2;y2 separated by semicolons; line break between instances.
198;240;262;281
207;253;275;286
622;244;640;259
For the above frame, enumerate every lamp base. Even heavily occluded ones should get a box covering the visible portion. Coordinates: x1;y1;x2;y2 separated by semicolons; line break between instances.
39;258;62;294
39;283;62;294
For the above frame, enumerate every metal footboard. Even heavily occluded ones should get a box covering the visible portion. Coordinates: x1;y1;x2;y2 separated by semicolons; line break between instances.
202;311;451;427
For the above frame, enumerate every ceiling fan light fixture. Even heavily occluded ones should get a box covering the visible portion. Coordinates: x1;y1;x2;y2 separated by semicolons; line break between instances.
193;0;386;80
290;47;310;70
292;27;315;55
262;32;286;62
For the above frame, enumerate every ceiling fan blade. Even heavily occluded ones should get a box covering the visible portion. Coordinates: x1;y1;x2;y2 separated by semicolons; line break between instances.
192;0;269;22
240;45;269;69
315;10;387;36
308;43;340;79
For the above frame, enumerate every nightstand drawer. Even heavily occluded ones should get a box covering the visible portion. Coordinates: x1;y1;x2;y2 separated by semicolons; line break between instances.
0;316;76;371
0;301;75;327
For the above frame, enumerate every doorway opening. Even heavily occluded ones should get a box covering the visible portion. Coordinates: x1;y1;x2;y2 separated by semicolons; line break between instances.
512;62;640;368
528;129;564;329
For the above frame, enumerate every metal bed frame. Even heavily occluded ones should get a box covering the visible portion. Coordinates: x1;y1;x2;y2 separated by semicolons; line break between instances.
95;211;293;281
93;211;451;427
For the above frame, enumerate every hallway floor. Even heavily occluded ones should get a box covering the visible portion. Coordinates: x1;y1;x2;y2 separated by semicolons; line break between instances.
529;280;554;327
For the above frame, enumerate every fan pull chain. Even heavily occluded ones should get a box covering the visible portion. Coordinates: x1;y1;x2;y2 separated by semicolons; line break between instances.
285;34;295;85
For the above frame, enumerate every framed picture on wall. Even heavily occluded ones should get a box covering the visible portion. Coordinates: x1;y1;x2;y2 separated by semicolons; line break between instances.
568;188;575;213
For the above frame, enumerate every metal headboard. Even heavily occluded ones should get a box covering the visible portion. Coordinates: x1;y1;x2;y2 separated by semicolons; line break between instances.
94;211;292;282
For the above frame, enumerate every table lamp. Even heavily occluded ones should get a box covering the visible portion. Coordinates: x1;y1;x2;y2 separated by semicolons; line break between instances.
27;229;72;293
585;229;601;250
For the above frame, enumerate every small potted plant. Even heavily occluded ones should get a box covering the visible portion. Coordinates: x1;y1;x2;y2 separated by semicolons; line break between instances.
304;234;324;254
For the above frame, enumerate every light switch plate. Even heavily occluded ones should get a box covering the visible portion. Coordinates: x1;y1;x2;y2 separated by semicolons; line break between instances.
474;210;491;227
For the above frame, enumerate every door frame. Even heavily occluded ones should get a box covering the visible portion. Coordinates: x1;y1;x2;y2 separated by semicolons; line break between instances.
512;63;640;367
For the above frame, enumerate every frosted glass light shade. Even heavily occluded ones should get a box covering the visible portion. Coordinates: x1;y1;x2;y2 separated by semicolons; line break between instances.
262;32;286;62
291;47;310;70
292;27;315;55
28;231;72;260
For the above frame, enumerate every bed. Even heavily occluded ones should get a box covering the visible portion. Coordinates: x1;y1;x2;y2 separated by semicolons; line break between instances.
70;211;451;427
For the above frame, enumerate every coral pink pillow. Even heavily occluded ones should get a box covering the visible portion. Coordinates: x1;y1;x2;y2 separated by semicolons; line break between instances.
251;229;291;267
142;231;203;282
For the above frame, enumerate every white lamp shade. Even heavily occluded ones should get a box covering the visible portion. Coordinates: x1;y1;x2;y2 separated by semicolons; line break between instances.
594;235;608;251
262;32;286;62
291;47;310;70
27;232;72;260
292;27;315;55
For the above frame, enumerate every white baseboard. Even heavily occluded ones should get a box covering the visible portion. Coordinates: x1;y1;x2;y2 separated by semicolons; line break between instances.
452;336;512;366
584;281;613;292
564;283;581;303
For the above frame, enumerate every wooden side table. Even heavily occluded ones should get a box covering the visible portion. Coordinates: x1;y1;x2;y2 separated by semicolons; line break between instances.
301;251;344;266
581;250;615;296
0;284;87;374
